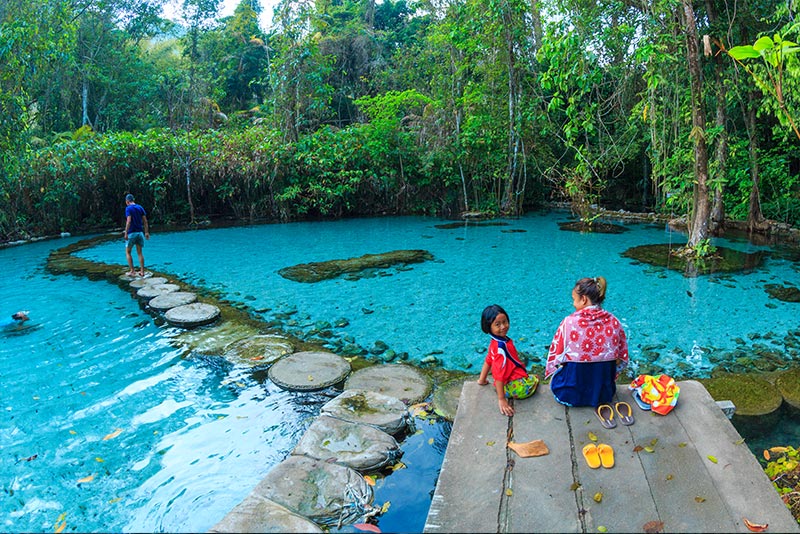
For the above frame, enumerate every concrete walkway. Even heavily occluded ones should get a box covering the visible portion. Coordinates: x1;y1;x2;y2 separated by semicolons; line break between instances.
424;380;798;533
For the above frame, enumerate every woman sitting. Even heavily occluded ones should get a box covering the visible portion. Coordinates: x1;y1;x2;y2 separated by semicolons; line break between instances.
545;277;628;407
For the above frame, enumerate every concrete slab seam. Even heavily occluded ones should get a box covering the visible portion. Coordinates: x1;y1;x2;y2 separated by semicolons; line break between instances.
565;407;589;533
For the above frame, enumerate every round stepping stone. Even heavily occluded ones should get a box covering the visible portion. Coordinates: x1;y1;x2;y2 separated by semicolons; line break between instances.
223;335;294;366
345;364;432;405
210;494;323;533
164;302;220;328
129;276;167;288
119;271;154;282
250;455;373;527
432;376;476;421
176;322;261;355
322;389;410;435
148;291;197;311
776;367;800;411
292;415;401;472
268;351;350;392
136;283;180;299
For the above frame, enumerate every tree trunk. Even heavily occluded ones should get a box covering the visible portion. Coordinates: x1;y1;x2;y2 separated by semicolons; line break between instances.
530;0;543;52
704;0;728;235
681;0;711;247
500;2;521;216
744;90;768;232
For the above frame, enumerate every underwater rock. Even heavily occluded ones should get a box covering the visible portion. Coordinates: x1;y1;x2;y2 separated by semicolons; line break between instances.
268;351;351;392
176;321;261;355
345;364;432;405
764;283;800;303
776;367;800;411
223;335;294;367
210;495;323;533
622;244;765;276
292;415;401;472
321;389;411;435
700;373;782;417
277;249;434;283
432;376;476;421
558;221;629;234
249;455;373;527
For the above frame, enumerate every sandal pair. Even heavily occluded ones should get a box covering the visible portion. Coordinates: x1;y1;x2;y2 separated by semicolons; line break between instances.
595;402;635;429
583;443;615;468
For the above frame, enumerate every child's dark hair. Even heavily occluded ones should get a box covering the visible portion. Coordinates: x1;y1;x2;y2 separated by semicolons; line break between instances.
481;304;509;334
574;276;607;305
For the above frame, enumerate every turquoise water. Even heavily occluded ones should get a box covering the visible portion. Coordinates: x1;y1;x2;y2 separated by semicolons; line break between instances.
2;212;798;532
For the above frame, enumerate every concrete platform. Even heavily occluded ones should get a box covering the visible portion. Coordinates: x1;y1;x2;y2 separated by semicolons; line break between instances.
424;380;798;533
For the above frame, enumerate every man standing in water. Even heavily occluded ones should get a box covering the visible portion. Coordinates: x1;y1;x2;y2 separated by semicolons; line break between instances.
124;194;150;277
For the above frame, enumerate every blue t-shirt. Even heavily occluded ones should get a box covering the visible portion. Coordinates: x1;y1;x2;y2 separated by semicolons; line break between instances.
125;204;147;233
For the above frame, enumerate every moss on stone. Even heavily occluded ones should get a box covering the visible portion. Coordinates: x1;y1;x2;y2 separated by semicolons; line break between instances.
699;373;783;416
765;284;800;303
558;221;629;234
278;249;434;283
622;244;766;276
339;392;380;414
777;367;800;410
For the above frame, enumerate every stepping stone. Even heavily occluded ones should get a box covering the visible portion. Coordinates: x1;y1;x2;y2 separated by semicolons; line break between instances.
176;321;261;355
345;364;432;405
321;389;410;435
776;367;800;411
432;376;476;421
164;302;220;328
148;291;197;311
136;283;180;299
223;335;294;367
119;271;154;282
292;415;401;472
249;455;373;527
268;351;350;392
210;495;323;533
129;276;167;288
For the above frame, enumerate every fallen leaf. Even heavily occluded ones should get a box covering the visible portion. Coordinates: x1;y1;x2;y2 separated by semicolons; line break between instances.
103;428;123;441
307;375;314;381
69;430;77;435
380;501;390;514
570;482;581;491
108;497;122;504
353;523;381;533
95;457;104;463
769;446;788;453
695;496;706;503
54;521;66;533
505;488;513;496
643;520;665;533
249;356;264;361
650;438;659;447
743;517;769;532
734;438;745;445
764;450;771;461
707;455;718;464
597;527;608;533
666;474;673;480
588;431;598;442
644;446;655;453
364;475;376;486
486;441;496;446
391;461;406;471
678;442;687;448
593;492;603;503
428;438;434;445
633;445;644;453
77;474;95;484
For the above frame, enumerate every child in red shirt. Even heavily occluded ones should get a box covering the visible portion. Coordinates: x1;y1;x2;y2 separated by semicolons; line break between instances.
477;304;539;416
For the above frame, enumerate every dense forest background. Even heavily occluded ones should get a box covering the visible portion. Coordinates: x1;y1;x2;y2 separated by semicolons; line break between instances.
1;0;798;249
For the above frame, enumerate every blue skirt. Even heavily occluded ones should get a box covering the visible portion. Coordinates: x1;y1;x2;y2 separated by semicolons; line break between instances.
550;360;617;407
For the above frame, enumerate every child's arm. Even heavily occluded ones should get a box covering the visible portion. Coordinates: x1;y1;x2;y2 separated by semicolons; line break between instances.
495;381;514;416
477;361;490;385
